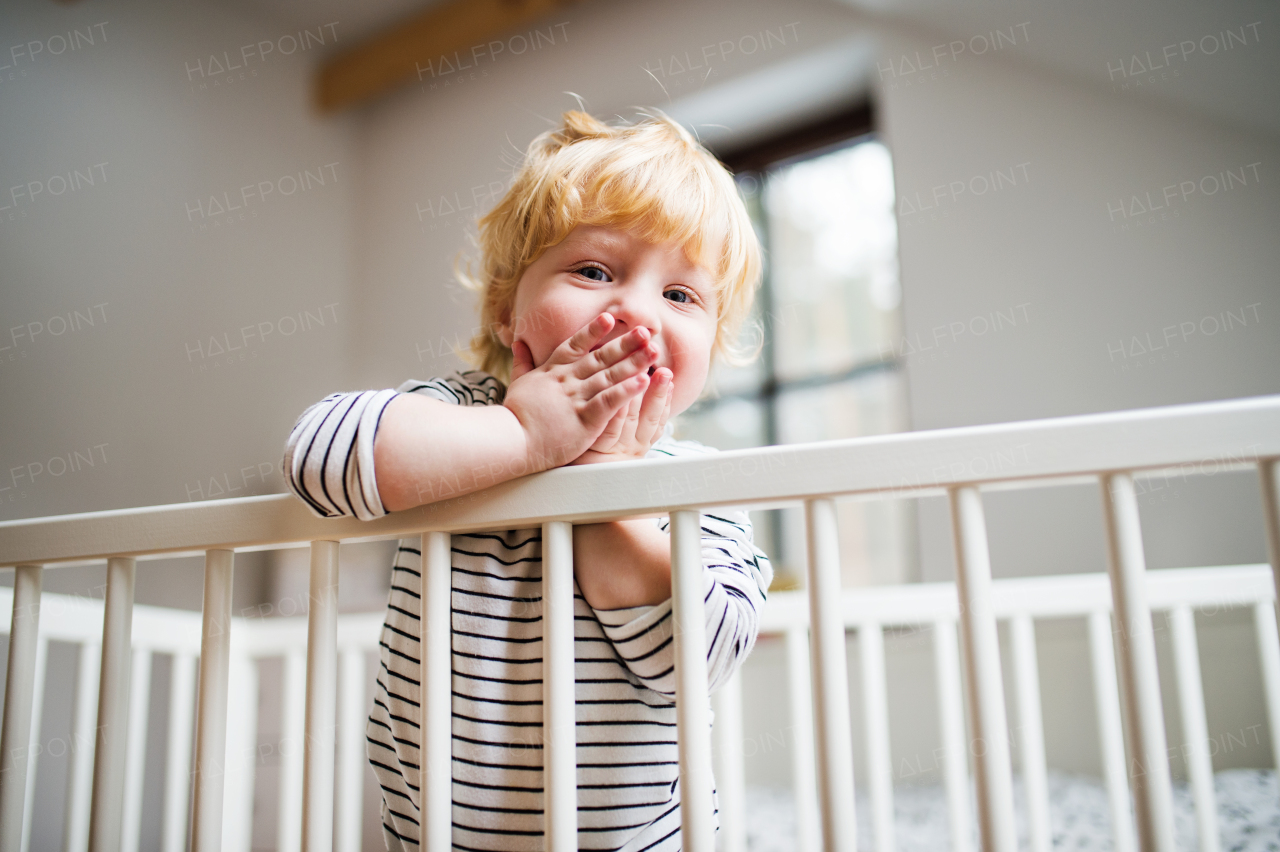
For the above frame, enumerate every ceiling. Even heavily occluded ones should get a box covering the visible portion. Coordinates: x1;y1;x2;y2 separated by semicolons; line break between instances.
208;0;447;46
202;0;1278;138
838;0;1278;138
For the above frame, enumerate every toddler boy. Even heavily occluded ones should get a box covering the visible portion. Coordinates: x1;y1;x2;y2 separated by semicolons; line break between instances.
283;109;772;851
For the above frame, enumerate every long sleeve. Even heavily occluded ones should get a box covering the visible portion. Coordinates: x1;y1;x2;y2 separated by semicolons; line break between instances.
592;507;773;699
281;372;506;521
282;389;399;520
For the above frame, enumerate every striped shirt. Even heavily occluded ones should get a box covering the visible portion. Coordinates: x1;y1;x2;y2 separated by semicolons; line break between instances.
283;370;772;852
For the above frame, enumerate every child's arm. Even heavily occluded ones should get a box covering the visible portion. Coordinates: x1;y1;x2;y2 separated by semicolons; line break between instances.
376;316;658;511
283;313;658;519
573;519;672;607
591;509;773;698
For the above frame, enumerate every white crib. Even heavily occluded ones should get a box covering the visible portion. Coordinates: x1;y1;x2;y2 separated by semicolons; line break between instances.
2;395;1279;852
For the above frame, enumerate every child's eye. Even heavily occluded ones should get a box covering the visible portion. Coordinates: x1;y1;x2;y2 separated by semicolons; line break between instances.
575;265;610;282
664;288;694;304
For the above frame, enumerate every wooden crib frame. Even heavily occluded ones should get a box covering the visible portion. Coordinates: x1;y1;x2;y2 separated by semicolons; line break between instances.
2;394;1279;852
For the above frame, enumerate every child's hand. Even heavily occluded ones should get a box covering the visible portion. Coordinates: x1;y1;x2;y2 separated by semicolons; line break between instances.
569;365;672;466
502;312;659;471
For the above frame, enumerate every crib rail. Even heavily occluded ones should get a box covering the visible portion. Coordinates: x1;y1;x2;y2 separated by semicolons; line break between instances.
2;393;1280;852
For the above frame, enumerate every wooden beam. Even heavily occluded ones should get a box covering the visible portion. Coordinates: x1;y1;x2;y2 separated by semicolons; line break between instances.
315;0;582;113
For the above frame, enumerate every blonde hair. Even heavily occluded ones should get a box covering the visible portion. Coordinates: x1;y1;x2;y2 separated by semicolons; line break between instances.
460;109;763;383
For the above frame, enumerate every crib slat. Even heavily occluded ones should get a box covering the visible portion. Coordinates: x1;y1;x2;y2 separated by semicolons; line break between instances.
191;549;235;852
121;648;153;852
804;498;857;852
89;555;137;852
336;650;366;852
1087;610;1137;852
17;633;49;852
672;510;715;852
20;636;49;852
542;521;577;852
66;641;101;852
1100;473;1176;852
932;619;972;852
785;628;820;852
162;653;195;852
948;486;1016;852
0;563;42;852
1258;459;1280;622
1253;602;1280;771
223;655;259;852
421;532;452;852
711;670;747;852
279;651;306;852
335;649;366;849
1169;606;1220;852
860;621;895;852
303;540;339;852
1009;615;1050;852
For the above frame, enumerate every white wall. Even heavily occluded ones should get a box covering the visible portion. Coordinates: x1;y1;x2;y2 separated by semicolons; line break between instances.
0;0;357;526
0;0;367;847
875;21;1280;584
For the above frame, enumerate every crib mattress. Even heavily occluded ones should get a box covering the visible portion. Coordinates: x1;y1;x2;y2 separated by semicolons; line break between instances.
744;769;1279;851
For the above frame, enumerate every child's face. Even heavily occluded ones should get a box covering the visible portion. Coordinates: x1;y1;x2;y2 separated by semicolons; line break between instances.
497;224;719;416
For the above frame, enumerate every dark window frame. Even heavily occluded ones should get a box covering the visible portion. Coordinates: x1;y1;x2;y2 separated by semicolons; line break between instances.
714;101;875;176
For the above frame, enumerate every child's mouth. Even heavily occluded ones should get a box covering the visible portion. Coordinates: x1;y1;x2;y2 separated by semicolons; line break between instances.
648;366;656;376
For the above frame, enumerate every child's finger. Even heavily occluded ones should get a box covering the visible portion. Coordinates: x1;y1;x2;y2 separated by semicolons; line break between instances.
509;339;536;382
658;379;673;438
622;390;644;436
590;405;627;451
584;371;648;424
572;325;650;378
582;342;659;398
548;312;615;366
635;368;671;446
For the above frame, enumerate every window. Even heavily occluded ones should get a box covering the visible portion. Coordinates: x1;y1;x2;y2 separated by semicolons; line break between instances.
675;107;917;588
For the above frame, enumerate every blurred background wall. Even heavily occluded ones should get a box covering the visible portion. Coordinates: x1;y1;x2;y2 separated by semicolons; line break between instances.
1;0;1277;848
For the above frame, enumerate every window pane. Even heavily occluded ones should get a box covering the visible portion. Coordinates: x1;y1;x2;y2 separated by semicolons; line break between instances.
763;140;902;381
704;301;767;398
774;368;907;444
674;395;767;452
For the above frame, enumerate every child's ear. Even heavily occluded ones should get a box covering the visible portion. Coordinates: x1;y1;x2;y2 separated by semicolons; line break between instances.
494;309;514;347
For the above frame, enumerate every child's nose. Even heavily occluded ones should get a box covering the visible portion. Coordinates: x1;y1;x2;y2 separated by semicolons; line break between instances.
607;289;661;338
